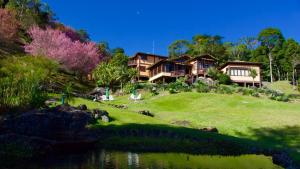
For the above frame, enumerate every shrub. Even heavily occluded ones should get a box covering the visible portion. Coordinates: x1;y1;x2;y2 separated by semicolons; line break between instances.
195;81;210;93
123;83;136;94
207;67;219;80
168;82;179;94
217;73;231;85
0;56;58;113
167;77;191;94
216;85;234;94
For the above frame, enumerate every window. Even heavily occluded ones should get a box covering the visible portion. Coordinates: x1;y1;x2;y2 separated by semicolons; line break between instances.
229;68;250;76
139;66;146;72
140;55;147;60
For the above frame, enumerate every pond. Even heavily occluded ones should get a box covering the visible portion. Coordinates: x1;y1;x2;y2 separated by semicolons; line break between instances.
8;150;283;169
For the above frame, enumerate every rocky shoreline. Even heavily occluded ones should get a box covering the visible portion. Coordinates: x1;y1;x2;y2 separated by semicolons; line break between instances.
0;105;297;169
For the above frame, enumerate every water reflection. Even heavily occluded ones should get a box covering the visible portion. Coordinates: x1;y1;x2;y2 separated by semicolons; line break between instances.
7;150;283;169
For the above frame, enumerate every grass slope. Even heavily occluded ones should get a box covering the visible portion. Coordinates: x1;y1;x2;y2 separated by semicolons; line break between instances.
69;91;300;163
266;81;299;94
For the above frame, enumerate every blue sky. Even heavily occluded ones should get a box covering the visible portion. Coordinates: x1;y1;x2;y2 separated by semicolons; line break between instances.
44;0;300;56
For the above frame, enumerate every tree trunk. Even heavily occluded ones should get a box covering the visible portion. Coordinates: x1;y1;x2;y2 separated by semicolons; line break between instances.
120;82;123;93
293;68;296;90
252;79;255;87
277;68;280;81
268;52;273;83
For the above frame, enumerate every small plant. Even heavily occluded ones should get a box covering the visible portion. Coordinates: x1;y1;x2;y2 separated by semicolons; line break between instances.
217;73;231;85
216;85;234;94
62;82;74;104
150;86;159;96
195;81;210;93
249;69;258;87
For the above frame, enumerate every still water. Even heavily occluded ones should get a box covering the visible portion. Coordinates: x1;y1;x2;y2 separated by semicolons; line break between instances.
18;150;283;169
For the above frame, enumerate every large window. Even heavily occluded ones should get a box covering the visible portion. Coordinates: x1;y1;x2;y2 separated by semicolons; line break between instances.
229;68;250;76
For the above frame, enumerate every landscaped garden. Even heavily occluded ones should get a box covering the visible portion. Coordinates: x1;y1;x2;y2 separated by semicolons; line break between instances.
1;1;300;168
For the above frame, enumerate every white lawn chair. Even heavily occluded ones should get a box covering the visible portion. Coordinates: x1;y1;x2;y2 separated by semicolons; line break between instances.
109;95;114;101
135;94;141;100
130;94;135;100
130;93;142;101
101;95;109;101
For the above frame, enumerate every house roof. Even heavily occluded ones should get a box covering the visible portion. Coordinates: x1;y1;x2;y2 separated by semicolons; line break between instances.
129;52;168;59
147;55;193;70
219;61;262;70
187;54;217;62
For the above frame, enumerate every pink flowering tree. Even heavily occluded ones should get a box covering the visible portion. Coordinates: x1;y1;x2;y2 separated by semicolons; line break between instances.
25;26;101;76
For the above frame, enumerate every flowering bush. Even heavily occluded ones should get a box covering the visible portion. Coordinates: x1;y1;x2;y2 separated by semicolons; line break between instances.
25;26;101;75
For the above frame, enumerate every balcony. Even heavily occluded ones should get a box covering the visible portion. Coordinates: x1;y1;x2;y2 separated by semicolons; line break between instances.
170;70;186;77
128;60;137;66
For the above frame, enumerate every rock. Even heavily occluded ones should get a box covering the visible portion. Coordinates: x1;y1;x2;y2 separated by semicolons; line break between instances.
108;104;128;109
92;109;109;117
137;110;154;117
1;104;95;141
200;127;218;133
101;115;110;122
89;87;105;96
78;104;87;110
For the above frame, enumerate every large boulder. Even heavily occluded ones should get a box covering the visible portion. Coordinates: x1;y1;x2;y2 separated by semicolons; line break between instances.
1;104;95;142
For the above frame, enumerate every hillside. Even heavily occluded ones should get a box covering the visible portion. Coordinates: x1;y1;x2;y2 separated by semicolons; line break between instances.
68;91;300;164
266;81;299;95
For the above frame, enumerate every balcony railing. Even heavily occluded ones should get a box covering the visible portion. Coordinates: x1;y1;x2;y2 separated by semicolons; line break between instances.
128;60;137;65
170;70;186;77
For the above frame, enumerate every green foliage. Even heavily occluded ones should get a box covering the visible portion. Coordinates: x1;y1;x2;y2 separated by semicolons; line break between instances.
216;85;234;94
194;81;210;93
217;73;231;85
5;0;54;30
168;40;190;58
207;67;219;80
207;67;231;85
93;52;137;90
123;83;136;94
0;55;58;112
62;82;74;104
168;77;191;94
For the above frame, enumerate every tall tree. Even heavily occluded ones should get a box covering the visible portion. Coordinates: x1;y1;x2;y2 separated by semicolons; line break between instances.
0;8;19;43
258;28;284;83
224;42;248;61
25;26;101;77
168;40;190;58
190;34;226;64
284;39;300;87
5;0;54;29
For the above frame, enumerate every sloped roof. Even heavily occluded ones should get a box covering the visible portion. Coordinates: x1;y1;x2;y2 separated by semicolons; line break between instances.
219;61;262;70
129;52;168;59
187;54;217;62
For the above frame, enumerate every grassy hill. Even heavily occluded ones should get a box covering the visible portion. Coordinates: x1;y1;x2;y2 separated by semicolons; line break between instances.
266;81;299;95
68;91;300;164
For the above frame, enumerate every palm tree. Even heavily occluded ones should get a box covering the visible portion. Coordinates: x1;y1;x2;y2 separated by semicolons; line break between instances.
249;69;258;87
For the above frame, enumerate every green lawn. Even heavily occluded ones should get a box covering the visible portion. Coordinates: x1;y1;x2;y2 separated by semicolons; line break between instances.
69;91;300;163
266;81;299;94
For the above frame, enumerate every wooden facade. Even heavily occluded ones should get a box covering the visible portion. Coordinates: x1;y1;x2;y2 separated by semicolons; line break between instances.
220;61;262;86
128;52;166;81
148;55;216;83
